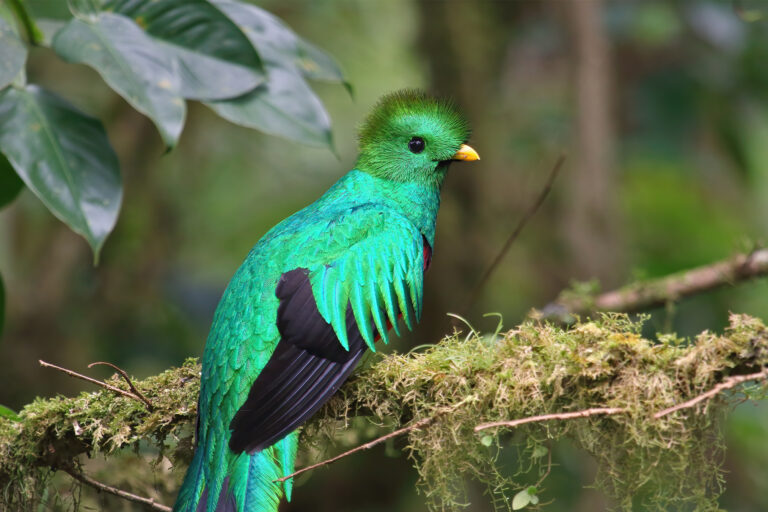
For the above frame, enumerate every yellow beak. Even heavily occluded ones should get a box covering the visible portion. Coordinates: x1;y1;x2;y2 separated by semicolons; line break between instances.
452;144;480;162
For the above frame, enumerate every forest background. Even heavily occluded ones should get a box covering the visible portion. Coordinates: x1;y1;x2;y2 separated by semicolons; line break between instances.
2;1;768;510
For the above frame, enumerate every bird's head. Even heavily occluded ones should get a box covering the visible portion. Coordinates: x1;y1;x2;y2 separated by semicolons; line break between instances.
356;90;479;186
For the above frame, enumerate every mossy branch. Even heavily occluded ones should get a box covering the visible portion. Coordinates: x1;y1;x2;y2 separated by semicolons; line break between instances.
2;314;768;511
542;248;768;318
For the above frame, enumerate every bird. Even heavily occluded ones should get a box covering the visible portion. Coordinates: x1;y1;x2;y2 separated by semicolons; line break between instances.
174;89;479;512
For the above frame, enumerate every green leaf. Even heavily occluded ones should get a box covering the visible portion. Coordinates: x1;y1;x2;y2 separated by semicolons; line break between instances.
512;489;532;510
0;153;23;209
53;12;186;147
212;0;347;87
105;0;265;100
532;445;548;458
207;66;333;148
0;403;20;422
0;85;122;259
0;15;27;89
480;435;494;447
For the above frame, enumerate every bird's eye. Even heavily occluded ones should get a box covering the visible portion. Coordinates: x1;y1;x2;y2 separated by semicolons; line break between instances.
408;137;425;154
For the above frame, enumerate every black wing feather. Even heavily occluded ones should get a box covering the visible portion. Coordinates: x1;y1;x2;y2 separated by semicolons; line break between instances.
229;268;367;454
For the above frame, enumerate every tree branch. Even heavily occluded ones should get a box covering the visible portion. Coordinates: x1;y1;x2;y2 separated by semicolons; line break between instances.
277;395;477;482
88;361;154;410
62;465;171;512
39;359;149;407
542;248;768;317
4;314;768;510
474;407;629;432
275;416;434;483
283;360;768;486
654;368;768;419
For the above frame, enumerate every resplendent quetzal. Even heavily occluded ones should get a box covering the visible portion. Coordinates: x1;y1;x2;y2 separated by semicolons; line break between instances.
174;90;479;512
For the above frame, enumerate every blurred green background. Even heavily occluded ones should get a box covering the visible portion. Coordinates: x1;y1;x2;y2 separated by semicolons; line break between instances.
2;0;768;510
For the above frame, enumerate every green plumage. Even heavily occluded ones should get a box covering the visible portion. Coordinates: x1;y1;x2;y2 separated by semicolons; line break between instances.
174;90;475;512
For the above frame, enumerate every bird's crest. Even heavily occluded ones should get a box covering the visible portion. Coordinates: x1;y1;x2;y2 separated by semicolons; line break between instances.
358;89;470;148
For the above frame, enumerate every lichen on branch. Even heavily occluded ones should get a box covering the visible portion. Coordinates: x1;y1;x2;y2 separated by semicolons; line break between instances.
2;314;767;511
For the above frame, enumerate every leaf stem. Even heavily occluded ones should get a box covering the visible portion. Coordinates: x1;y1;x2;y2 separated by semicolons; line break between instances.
7;0;43;45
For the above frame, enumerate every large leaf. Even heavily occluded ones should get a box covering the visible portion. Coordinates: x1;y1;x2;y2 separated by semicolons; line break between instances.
53;12;186;147
207;65;332;148
0;16;27;89
0;86;122;258
0;153;23;209
212;0;347;86
105;0;265;100
0;404;20;422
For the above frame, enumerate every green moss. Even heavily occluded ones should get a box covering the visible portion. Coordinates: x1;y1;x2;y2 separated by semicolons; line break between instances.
0;358;200;508
2;316;768;511
309;313;768;511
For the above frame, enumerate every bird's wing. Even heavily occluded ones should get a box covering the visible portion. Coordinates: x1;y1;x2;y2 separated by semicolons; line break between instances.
229;206;427;454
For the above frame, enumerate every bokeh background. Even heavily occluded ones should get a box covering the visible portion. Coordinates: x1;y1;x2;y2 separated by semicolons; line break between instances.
2;0;768;510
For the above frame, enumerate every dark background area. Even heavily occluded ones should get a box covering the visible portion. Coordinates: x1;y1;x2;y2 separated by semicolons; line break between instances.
2;1;768;510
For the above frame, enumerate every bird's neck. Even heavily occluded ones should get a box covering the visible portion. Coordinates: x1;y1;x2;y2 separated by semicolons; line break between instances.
338;170;442;245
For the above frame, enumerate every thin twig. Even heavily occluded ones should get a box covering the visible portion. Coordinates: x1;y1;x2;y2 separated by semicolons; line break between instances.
275;395;478;483
462;155;565;313
473;370;768;432
654;369;768;419
62;465;171;512
544;248;768;317
39;360;145;406
274;416;435;483
474;407;628;432
275;365;764;483
89;361;154;410
534;441;552;489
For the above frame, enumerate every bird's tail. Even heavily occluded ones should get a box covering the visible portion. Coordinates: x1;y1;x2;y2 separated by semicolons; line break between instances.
174;432;298;512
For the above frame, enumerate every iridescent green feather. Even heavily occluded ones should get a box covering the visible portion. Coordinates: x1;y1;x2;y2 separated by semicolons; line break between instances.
175;88;473;512
277;432;298;501
308;205;425;350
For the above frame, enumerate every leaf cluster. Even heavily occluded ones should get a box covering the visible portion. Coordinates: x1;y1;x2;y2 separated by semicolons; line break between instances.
0;0;347;258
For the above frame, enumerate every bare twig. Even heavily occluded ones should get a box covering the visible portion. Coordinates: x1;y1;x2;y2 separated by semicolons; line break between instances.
654;369;768;419
39;360;146;407
474;407;628;432
276;396;478;483
89;361;154;410
275;416;435;483
534;441;552;489
461;155;565;313
62;465;172;512
277;366;767;485
545;248;768;317
474;369;768;432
